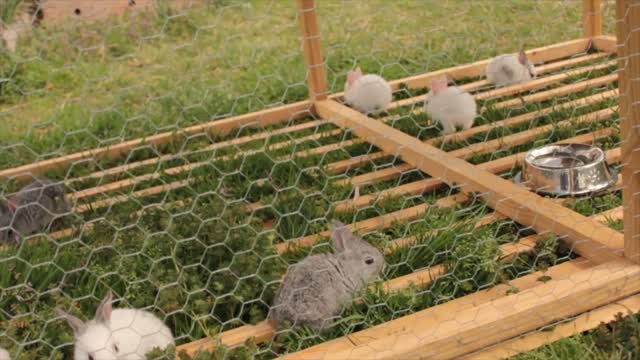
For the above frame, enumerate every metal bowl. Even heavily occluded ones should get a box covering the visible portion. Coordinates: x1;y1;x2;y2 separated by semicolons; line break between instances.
514;143;617;197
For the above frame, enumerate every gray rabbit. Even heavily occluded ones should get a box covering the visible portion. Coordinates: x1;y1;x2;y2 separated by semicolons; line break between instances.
0;178;71;244
269;220;384;332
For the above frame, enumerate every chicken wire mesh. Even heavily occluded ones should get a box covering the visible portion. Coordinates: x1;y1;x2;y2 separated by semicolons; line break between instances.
0;0;636;359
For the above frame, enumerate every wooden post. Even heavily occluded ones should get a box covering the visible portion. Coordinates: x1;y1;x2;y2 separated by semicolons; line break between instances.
583;0;602;38
297;0;328;101
617;0;640;263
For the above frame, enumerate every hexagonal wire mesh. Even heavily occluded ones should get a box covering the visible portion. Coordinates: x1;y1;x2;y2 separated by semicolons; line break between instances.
0;0;637;359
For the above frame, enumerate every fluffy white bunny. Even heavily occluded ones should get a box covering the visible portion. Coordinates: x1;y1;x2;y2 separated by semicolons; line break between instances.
486;49;537;86
424;76;477;135
343;67;392;115
55;291;174;360
0;347;10;360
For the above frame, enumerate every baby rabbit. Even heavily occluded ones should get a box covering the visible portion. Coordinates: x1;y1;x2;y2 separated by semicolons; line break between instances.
0;347;10;360
55;291;174;360
425;76;477;135
270;220;384;332
486;49;537;86
0;178;71;244
344;67;392;115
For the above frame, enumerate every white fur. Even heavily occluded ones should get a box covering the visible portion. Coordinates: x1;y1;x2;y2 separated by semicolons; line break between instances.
486;54;536;86
107;309;174;359
0;347;10;360
425;86;477;135
344;74;392;115
57;292;174;360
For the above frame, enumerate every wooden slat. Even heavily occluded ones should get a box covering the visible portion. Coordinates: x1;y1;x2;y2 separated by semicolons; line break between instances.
68;129;343;201
297;0;328;100
278;259;640;360
384;39;592;91
0;39;595;182
476;60;615;101
329;90;618;175
617;0;640;264
335;128;616;212
340;106;616;187
583;0;603;38
491;73;617;110
67;119;330;186
386;53;612;111
591;205;624;224
317;99;623;264
0;101;314;181
275;203;430;254
461;293;640;360
592;35;618;53
174;185;624;358
176;235;600;358
86;56;614;196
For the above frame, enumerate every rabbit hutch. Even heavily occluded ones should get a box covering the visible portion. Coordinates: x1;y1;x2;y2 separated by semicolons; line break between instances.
1;0;640;359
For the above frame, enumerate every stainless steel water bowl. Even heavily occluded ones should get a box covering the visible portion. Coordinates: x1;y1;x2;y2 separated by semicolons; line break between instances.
517;143;617;196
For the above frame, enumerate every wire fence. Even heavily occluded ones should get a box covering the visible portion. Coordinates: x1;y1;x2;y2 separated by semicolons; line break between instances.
0;0;637;359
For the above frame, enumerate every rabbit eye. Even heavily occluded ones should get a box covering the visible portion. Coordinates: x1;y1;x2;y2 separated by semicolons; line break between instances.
365;257;374;265
89;356;95;360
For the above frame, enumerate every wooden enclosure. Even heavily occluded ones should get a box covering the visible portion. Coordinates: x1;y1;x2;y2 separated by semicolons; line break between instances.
1;0;638;359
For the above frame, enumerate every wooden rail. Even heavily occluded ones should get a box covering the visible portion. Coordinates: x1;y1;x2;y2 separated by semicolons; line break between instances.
583;0;603;38
317;99;622;264
617;0;640;263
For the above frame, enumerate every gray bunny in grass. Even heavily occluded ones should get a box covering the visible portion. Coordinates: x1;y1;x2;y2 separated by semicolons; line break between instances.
0;178;71;244
269;220;385;332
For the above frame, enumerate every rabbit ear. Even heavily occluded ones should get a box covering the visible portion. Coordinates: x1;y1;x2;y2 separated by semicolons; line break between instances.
95;291;113;323
430;76;448;95
55;308;85;335
518;49;528;65
330;220;351;252
347;67;363;86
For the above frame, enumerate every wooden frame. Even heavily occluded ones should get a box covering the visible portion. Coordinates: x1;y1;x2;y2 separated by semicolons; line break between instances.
617;0;640;263
2;0;638;359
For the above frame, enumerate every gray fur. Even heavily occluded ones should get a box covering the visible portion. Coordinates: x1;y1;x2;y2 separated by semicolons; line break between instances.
0;178;70;244
501;64;514;80
269;220;384;332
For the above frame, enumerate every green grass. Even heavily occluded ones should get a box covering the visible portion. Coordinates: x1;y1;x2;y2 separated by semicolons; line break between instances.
0;1;633;359
0;0;593;167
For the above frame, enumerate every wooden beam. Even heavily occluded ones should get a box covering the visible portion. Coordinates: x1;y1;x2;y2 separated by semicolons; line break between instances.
0;38;594;181
490;73;617;110
339;106;617;187
384;39;591;91
67;119;330;186
617;0;640;263
297;0;328;101
330;89;618;175
335;128;617;212
475;60;615;101
316;99;623;264
461;293;640;359
277;260;640;360
0;100;313;181
583;0;603;38
592;35;618;53
386;52;611;111
176;249;596;358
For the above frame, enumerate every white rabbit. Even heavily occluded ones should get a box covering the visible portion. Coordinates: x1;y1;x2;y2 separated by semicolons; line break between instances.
55;291;174;360
0;347;10;360
424;76;477;135
486;49;537;86
343;67;392;115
